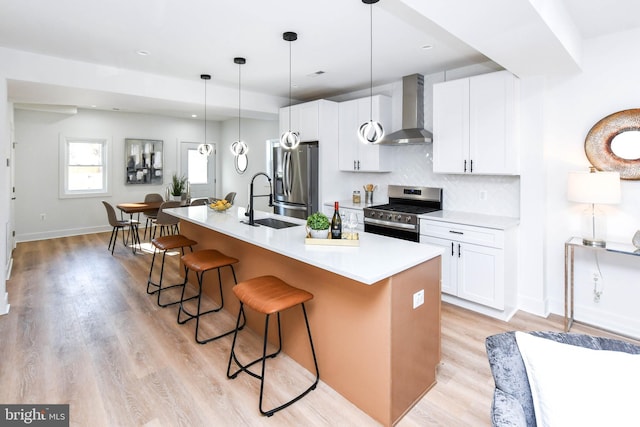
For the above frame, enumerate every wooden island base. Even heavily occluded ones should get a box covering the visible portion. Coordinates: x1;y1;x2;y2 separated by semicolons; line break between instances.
181;222;441;426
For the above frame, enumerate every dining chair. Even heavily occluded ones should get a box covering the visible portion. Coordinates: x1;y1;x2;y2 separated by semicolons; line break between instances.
152;201;181;239
224;192;237;204
190;198;208;206
142;193;164;240
102;201;140;254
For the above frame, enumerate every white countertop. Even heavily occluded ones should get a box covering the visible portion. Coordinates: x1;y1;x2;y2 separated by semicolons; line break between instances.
166;206;443;285
421;210;519;230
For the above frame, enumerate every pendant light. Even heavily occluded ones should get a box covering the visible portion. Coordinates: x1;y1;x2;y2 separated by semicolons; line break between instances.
358;0;384;145
198;74;214;156
230;57;249;157
280;31;300;150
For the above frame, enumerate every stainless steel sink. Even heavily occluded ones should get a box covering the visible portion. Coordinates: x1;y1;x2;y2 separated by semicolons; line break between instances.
251;218;301;229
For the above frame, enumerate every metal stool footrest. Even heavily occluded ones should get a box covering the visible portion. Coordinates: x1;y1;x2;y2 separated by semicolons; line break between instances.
226;275;319;417
176;251;244;344
146;235;196;307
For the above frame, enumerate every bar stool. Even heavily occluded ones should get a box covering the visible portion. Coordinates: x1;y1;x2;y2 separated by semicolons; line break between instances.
226;275;319;417
146;234;197;307
177;249;244;344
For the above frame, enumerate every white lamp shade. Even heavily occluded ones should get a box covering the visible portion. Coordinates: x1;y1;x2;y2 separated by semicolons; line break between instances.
567;170;620;204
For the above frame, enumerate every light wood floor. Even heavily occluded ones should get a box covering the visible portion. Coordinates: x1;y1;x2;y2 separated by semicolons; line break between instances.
2;233;638;426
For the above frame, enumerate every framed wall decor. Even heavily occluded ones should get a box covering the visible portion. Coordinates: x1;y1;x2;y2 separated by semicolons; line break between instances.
125;138;163;185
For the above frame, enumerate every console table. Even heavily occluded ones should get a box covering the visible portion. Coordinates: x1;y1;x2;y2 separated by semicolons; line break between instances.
564;237;640;331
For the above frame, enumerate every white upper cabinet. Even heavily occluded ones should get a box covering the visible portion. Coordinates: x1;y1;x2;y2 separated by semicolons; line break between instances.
433;71;519;175
279;101;321;142
338;95;392;172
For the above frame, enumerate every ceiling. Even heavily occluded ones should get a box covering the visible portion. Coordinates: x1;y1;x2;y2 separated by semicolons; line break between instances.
2;0;640;121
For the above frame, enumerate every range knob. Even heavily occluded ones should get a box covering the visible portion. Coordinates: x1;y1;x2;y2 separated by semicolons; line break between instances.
377;212;384;219
386;213;393;220
395;214;403;222
406;216;412;223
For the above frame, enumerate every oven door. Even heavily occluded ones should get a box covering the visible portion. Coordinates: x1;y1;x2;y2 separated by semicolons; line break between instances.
364;222;419;242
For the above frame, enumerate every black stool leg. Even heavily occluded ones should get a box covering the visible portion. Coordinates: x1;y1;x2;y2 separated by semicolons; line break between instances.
227;302;319;417
147;246;194;307
177;265;245;344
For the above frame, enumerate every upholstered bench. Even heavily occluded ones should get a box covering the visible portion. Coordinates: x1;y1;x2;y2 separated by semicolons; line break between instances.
485;331;640;427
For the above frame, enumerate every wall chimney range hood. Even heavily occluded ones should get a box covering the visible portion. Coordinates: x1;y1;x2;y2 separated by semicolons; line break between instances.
378;73;433;145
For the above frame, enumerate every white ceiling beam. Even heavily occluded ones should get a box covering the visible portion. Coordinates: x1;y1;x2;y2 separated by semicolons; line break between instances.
399;0;583;77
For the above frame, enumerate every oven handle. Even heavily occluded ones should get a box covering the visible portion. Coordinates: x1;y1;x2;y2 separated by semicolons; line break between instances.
364;217;417;230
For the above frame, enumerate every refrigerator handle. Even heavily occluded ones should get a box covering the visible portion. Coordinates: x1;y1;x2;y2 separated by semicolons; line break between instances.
283;151;288;196
285;151;293;197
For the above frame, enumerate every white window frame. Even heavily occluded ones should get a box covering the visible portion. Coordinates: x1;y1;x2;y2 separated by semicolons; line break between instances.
59;135;112;199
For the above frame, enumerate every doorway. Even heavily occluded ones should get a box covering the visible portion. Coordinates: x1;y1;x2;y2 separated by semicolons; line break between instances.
180;141;216;200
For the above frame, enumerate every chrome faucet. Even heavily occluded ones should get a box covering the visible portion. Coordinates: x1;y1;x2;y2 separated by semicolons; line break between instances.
245;172;273;226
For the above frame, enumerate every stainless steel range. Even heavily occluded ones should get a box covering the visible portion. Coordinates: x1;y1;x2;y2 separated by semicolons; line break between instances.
364;185;443;242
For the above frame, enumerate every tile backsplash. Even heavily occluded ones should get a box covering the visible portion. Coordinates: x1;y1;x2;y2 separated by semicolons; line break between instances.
338;144;520;218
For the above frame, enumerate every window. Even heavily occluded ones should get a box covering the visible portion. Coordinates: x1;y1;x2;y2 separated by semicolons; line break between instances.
187;148;208;184
59;135;111;198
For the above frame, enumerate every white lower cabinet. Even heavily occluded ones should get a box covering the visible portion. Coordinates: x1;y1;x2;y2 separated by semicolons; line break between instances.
420;218;517;319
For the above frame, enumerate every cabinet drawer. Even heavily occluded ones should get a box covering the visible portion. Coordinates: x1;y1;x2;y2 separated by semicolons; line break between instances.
420;219;504;248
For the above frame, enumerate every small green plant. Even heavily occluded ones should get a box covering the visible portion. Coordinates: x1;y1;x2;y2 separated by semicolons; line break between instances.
307;212;330;230
170;173;187;196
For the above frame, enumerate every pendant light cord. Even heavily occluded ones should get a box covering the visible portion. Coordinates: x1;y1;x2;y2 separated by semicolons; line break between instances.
369;1;373;120
238;62;241;142
288;39;292;131
204;78;207;144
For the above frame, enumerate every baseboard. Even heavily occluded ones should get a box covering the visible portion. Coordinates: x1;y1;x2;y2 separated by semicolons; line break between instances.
5;256;12;280
442;294;517;321
0;292;9;316
574;304;640;340
517;294;550;317
16;225;112;243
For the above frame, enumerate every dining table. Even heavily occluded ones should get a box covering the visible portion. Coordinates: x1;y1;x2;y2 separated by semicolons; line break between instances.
116;201;164;251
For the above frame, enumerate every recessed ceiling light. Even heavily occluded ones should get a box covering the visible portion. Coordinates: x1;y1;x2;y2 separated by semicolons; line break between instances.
91;105;97;108
421;44;433;50
136;49;150;56
192;114;197;118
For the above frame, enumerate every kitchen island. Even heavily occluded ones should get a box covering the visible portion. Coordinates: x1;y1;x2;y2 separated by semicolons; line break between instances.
167;206;443;426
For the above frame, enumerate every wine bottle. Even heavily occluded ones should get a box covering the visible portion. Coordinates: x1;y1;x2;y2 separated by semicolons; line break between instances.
331;201;342;239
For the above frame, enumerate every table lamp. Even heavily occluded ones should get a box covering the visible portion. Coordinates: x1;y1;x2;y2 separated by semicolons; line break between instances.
567;167;621;247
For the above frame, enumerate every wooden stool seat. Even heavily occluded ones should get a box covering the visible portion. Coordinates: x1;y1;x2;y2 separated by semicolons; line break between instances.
177;249;243;344
227;275;319;417
147;233;196;307
233;275;313;315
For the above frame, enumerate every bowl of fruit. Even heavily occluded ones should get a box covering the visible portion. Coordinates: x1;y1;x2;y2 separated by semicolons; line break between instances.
208;198;232;212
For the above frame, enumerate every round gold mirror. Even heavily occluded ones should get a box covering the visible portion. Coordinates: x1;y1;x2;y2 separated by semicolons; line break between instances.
585;108;640;180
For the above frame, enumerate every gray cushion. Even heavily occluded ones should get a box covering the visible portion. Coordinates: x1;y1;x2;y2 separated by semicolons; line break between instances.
485;331;640;427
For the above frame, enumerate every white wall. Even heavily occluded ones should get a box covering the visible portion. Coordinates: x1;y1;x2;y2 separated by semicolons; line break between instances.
14;108;222;241
219;117;278;213
544;27;640;337
13;108;277;241
1;78;9;315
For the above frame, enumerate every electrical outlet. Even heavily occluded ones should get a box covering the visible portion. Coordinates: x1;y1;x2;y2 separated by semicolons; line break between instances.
40;213;46;221
413;289;424;309
479;190;487;201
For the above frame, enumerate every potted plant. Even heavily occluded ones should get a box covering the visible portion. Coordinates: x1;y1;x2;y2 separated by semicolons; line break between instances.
169;173;187;201
306;212;330;239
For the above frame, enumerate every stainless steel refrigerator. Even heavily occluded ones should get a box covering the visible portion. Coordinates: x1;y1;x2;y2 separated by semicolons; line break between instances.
269;140;319;219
